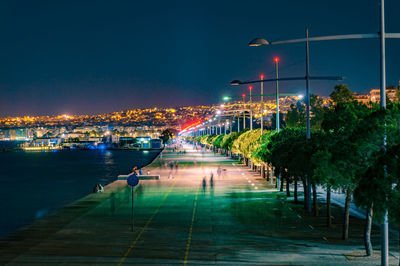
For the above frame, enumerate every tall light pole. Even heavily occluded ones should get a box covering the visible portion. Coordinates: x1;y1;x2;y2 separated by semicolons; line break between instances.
260;74;264;135
274;57;280;132
242;94;246;129
379;1;388;265
305;28;311;139
249;86;253;130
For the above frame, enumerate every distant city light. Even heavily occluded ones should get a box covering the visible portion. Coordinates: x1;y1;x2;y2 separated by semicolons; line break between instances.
298;94;304;99
216;110;222;115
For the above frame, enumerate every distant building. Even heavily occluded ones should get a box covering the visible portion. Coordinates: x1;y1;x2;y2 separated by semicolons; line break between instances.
354;88;399;104
150;139;162;149
31;137;61;147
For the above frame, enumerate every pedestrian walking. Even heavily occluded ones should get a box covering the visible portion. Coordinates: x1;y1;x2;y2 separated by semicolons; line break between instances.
210;173;214;188
217;166;222;178
202;176;207;192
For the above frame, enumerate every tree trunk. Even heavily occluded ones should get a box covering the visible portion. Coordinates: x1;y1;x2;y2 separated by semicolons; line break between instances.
280;175;284;192
262;165;266;178
364;204;373;256
294;178;298;203
327;186;332;227
307;178;312;213
302;178;308;210
286;177;290;197
266;165;270;181
312;183;318;217
270;167;274;185
342;188;352;240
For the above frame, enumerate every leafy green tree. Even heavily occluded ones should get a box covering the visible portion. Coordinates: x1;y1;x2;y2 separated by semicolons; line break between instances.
285;102;306;128
213;135;224;148
310;94;325;129
350;103;400;255
160;128;174;144
318;87;372;240
329;84;354;104
221;132;242;153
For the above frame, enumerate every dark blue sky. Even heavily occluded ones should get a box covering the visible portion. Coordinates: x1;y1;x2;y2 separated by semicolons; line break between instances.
0;0;399;116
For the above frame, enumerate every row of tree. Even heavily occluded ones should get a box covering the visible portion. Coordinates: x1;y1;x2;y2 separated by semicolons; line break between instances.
187;85;400;256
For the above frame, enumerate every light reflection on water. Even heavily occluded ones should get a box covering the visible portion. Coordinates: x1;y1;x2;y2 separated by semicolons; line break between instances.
0;149;161;238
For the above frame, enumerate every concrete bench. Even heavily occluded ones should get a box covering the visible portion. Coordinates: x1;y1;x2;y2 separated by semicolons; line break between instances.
117;175;160;180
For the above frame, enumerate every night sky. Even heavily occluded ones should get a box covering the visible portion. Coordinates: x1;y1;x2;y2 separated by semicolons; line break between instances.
0;0;399;116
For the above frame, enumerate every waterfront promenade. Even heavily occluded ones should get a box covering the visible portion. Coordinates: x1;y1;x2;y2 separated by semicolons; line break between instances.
0;143;398;265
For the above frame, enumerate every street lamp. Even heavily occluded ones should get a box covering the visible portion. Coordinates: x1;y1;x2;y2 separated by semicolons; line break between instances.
248;86;253;130
274;57;280;132
260;74;264;135
231;75;342;133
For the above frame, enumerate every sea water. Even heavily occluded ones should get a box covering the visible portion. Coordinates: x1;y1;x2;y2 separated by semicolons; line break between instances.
0;148;161;238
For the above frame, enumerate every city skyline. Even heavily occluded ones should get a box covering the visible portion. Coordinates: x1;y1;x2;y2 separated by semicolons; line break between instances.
0;0;399;116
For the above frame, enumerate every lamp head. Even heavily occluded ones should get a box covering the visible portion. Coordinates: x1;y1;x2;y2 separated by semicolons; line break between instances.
230;80;241;85
248;38;270;47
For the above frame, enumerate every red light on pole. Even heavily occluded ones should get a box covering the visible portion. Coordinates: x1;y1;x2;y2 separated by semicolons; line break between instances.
274;57;280;63
242;94;246;98
260;74;264;80
249;85;253;90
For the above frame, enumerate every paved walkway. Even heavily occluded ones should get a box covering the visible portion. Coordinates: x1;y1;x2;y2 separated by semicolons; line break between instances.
0;143;398;265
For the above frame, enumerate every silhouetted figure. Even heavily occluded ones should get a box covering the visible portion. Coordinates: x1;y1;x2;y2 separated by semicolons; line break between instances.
131;166;138;175
217;166;222;178
202;177;207;192
93;184;104;193
210;173;214;188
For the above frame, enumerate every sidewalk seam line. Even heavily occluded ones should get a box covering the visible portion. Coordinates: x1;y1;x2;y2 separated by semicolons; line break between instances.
183;186;200;266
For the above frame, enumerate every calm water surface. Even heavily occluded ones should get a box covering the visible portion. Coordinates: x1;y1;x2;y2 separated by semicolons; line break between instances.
0;146;161;238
